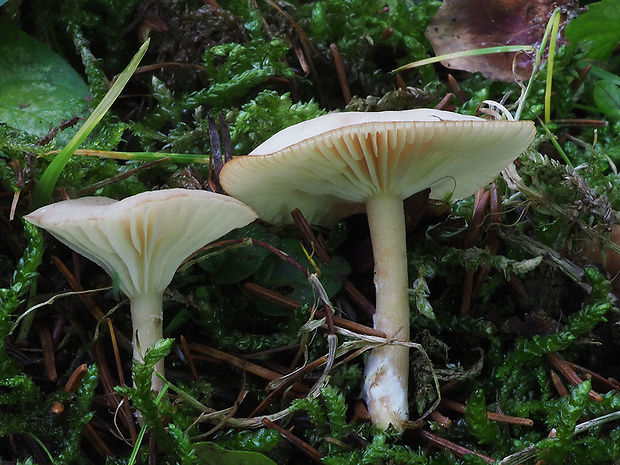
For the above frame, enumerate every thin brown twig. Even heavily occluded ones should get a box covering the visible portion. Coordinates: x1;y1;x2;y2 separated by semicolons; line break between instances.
566;360;620;393
461;188;491;316
330;43;351;104
262;418;324;463
290;208;375;316
84;423;115;458
91;341;137;444
243;282;300;310
188;343;310;395
76;158;171;196
434;92;455;111
249;354;328;417
39;326;57;382
51;255;106;321
416;429;495;463
546;353;602;402
441;398;534;426
105;319;128;387
180;334;200;381
430;409;453;428
550;370;570;397
570;64;591;93
552;118;608;128
243;281;384;337
395;73;407;91
447;74;468;104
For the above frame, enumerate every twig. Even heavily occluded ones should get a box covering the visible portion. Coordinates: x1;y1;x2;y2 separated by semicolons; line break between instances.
566;360;620;393
180;334;200;381
188;343;310;395
550;370;570;397
447;74;467;104
498;411;620;464
39;326;57;382
262;418;324;463
291;208;375;316
76;158;169;196
441;398;534;426
416;429;495;463
545;353;602;401
330;43;351;104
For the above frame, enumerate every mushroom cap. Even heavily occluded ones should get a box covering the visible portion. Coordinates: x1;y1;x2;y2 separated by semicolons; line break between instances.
25;189;257;297
219;109;536;227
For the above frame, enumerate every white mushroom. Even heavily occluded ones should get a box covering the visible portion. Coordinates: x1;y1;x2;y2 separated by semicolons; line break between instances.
25;189;257;391
219;109;536;430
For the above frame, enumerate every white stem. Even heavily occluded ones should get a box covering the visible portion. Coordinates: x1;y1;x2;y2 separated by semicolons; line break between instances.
363;193;410;431
130;292;165;392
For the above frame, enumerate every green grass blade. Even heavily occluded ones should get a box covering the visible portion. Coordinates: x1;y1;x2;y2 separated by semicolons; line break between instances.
68;149;210;164
31;39;150;209
393;45;536;73
544;9;561;124
515;8;561;121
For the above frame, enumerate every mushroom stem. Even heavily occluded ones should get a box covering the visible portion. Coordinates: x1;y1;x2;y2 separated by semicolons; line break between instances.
130;291;165;391
363;193;410;431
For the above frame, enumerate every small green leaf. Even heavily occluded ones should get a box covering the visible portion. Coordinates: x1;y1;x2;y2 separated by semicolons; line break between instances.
565;0;620;60
254;239;350;315
0;20;90;136
199;224;277;285
194;442;277;465
594;80;620;120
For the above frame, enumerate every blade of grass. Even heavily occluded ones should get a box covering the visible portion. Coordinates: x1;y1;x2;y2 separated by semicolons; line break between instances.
31;39;150;209
515;8;560;120
393;45;536;73
539;118;573;167
44;149;210;164
544;8;561;124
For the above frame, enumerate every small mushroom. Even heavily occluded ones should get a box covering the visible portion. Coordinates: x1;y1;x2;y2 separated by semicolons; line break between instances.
219;109;535;430
25;189;257;390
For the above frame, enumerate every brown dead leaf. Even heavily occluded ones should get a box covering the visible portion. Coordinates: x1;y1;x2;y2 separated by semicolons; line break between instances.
425;0;579;81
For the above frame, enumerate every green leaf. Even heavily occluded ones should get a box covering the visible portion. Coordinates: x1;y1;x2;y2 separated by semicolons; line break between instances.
254;239;350;315
594;80;620;120
0;20;90;136
194;442;277;465
198;224;277;285
565;0;620;60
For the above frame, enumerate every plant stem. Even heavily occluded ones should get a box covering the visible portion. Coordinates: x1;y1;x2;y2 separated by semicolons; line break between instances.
363;193;410;431
130;292;165;391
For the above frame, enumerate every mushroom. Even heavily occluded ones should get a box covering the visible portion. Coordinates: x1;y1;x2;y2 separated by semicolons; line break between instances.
219;109;536;430
25;188;257;390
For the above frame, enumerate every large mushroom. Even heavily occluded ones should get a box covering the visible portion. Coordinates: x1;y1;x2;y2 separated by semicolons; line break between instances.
25;189;257;391
219;109;536;430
